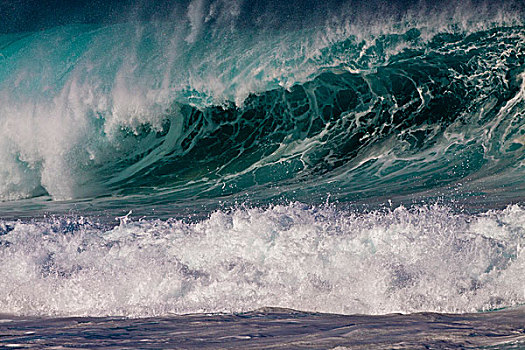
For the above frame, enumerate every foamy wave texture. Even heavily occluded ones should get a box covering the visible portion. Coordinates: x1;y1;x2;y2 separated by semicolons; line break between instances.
1;203;523;317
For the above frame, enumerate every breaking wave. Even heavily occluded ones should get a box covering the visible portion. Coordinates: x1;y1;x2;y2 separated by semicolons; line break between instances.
0;2;523;211
0;0;524;318
1;204;524;317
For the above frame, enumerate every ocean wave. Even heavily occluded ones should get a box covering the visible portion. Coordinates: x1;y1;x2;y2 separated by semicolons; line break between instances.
0;1;523;212
0;203;523;317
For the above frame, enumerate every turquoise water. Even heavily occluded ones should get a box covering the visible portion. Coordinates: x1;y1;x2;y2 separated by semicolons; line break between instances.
0;0;524;321
0;21;524;216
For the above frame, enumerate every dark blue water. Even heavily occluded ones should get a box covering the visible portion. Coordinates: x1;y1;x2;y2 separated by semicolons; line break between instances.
1;307;524;349
0;0;524;347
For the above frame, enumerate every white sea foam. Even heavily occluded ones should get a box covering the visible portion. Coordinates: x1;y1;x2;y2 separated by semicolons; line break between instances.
0;203;523;317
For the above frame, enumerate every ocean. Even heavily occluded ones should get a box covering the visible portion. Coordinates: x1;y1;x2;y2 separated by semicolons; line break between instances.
0;0;524;348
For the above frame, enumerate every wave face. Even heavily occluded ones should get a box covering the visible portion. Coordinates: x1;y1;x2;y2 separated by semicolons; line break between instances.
0;0;524;317
0;1;524;212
